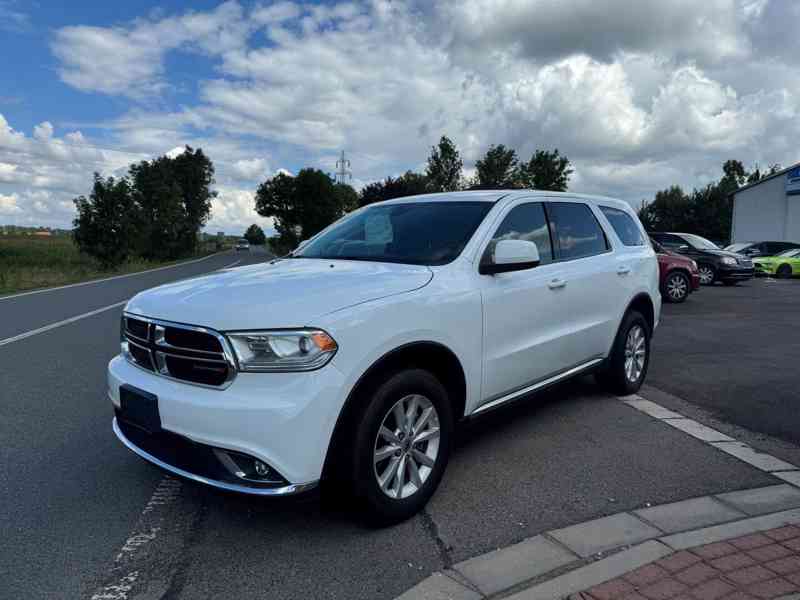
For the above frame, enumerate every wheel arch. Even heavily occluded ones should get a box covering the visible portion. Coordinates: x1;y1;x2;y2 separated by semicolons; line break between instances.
624;292;655;333
320;341;467;481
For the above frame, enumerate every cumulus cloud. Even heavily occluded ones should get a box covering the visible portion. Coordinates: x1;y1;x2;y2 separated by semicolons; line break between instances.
4;0;799;231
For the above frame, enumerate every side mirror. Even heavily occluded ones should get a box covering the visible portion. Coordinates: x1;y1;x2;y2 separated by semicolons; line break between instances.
480;239;541;275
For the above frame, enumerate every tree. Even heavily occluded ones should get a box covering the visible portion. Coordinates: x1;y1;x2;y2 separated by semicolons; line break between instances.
425;135;463;192
638;186;692;233
359;171;429;206
334;182;359;213
73;174;138;268
169;147;217;255
127;147;215;261
255;168;350;253
472;144;518;189
515;149;573;191
244;224;266;245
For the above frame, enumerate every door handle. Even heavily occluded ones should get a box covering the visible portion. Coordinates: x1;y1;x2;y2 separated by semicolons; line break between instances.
617;266;631;276
548;278;567;290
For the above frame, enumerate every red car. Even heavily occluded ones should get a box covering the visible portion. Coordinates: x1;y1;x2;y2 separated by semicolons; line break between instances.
650;239;701;303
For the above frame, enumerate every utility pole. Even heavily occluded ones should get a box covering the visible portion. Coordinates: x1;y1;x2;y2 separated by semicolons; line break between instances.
335;150;352;185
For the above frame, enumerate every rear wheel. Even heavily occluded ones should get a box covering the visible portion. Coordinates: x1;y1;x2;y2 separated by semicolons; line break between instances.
698;264;716;285
351;369;453;526
777;264;793;279
663;271;690;303
596;311;650;395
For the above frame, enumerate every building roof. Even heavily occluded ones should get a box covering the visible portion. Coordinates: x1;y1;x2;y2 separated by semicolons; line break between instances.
732;160;800;196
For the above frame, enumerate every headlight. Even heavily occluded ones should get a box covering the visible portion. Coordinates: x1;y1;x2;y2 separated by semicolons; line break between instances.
721;256;737;266
690;260;698;270
226;329;337;372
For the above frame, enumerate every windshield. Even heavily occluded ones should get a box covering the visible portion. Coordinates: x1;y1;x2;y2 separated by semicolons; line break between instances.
295;201;493;265
778;249;800;258
725;243;750;252
680;233;719;250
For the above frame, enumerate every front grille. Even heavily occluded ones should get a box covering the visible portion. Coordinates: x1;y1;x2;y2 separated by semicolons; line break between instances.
122;314;235;388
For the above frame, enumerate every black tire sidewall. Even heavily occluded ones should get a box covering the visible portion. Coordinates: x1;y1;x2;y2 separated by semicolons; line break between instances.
777;264;792;278
602;311;651;395
664;271;689;303
351;369;453;525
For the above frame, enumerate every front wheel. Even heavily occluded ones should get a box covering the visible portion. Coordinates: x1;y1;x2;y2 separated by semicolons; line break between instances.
663;271;690;303
351;369;453;526
698;264;716;285
596;311;651;395
777;264;793;279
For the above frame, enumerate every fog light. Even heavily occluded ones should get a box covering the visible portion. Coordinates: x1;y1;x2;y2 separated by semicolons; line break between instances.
254;460;270;477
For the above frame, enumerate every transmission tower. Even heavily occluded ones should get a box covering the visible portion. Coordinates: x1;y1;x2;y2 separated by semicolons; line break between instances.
335;150;352;184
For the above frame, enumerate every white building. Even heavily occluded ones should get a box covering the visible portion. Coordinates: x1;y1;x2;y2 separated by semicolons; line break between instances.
731;162;800;243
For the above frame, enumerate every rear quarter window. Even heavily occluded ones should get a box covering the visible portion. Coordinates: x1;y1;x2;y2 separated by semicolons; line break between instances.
599;206;645;246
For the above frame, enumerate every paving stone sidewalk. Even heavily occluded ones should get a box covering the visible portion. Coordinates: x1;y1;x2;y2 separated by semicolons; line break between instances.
570;525;800;600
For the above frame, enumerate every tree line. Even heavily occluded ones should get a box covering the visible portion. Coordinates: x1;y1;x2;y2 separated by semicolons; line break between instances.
73;147;215;268
638;160;781;244
257;135;573;253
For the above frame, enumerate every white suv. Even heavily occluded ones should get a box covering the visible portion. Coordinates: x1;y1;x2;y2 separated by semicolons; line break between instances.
109;190;659;523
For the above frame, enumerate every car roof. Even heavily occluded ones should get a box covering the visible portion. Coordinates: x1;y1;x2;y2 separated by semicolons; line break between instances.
378;189;632;210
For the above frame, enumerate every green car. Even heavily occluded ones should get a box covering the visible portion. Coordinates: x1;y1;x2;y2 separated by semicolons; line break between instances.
753;248;800;278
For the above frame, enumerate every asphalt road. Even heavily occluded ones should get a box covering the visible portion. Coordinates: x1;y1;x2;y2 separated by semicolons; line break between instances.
0;260;795;600
649;278;800;445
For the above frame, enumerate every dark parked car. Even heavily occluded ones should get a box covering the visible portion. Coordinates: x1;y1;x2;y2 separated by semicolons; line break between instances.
650;239;700;302
724;241;800;258
649;232;754;286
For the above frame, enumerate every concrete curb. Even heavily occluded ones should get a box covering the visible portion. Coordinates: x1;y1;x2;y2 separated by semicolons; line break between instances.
396;393;800;600
397;491;800;600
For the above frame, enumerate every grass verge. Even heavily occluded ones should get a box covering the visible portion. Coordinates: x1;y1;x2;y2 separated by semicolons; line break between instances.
0;235;219;296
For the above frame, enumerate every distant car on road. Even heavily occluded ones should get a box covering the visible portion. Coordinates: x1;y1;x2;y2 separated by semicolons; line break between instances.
753;248;800;278
650;239;700;303
649;232;754;286
235;238;250;251
110;190;660;524
724;241;800;258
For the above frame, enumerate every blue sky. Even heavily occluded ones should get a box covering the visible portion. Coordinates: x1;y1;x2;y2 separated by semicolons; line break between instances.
1;1;799;234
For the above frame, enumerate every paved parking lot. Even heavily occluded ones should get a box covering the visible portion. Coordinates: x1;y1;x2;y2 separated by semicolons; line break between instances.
1;266;798;599
649;278;800;445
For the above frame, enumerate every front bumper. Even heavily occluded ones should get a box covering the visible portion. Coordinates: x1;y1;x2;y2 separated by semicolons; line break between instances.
113;418;317;495
718;265;754;281
108;354;348;492
690;272;701;291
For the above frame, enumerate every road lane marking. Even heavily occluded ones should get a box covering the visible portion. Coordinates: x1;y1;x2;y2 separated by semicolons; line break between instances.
90;477;182;600
0;252;225;302
0;301;128;347
622;394;800;479
0;258;244;347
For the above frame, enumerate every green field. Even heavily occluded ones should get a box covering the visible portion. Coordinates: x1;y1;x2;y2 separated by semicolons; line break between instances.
0;235;218;295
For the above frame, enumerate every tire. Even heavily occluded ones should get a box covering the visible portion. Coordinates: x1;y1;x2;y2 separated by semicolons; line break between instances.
663;271;690;303
595;310;651;395
350;369;453;526
697;264;716;286
777;264;793;279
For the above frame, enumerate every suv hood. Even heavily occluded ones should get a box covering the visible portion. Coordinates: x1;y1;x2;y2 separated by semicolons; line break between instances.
126;258;433;330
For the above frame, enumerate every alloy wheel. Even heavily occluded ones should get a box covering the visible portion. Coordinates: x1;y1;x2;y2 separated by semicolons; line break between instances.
373;394;440;500
624;325;646;383
698;266;715;285
666;274;688;301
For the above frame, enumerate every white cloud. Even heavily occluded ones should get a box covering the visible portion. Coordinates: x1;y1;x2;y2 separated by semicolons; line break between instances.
0;192;22;215
232;158;268;180
5;0;798;232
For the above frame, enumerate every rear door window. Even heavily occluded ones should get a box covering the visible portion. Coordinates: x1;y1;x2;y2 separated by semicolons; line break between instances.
546;202;610;261
599;206;645;246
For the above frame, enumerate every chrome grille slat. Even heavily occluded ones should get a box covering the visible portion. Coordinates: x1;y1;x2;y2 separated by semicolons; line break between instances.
122;313;237;389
